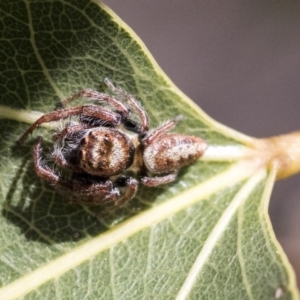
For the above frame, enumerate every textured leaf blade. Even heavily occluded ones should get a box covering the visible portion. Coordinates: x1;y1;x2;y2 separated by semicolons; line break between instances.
0;1;298;299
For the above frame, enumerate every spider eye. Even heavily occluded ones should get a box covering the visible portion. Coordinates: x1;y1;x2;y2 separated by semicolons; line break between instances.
103;137;111;145
88;131;98;140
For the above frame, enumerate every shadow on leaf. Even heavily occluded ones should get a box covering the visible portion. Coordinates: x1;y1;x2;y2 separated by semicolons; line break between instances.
3;141;172;244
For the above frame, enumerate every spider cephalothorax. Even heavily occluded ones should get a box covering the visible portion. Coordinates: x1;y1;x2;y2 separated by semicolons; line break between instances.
18;79;207;206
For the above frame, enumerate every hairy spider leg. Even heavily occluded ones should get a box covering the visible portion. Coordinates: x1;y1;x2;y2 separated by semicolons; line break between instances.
104;78;149;133
140;173;178;187
51;123;90;173
33;137;72;187
113;176;138;207
52;123;87;142
141;115;183;146
61;89;130;120
18;105;121;144
51;145;84;173
34;137;120;204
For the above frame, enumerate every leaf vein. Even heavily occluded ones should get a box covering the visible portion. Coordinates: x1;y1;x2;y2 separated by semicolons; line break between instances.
175;169;267;300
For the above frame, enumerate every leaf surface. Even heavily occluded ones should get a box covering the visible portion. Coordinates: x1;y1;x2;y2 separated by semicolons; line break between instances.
0;1;298;299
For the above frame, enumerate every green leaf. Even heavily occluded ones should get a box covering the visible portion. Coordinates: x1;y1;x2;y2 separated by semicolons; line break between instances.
0;1;298;299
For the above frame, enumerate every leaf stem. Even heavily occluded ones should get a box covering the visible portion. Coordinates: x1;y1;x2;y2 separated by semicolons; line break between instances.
252;131;300;179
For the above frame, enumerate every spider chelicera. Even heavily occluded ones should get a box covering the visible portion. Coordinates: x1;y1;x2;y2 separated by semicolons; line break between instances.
18;79;207;206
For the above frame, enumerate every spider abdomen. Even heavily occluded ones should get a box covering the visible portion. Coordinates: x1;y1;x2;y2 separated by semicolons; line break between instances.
80;128;135;177
143;133;207;174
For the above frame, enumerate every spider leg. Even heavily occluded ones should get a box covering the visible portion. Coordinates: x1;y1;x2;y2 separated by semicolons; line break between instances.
61;89;130;121
141;115;183;146
51;123;88;172
18;105;121;144
113;176;138;207
104;78;149;133
140;173;177;187
34;137;119;204
33;136;72;188
52;123;87;142
70;179;119;205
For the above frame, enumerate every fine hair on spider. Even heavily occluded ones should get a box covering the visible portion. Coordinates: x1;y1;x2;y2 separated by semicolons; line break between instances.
18;78;207;207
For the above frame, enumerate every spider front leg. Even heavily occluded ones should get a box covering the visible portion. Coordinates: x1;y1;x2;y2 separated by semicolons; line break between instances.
51;145;84;173
51;123;89;173
104;78;149;133
18;105;121;144
52;122;86;142
61;88;130;121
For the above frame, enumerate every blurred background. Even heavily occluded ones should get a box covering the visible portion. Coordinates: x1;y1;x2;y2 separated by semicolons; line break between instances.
104;0;300;285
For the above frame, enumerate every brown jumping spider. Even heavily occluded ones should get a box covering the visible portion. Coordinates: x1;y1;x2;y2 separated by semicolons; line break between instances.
18;79;207;206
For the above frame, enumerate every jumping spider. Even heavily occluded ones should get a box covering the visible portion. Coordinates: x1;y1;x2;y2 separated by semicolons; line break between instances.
18;79;207;206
